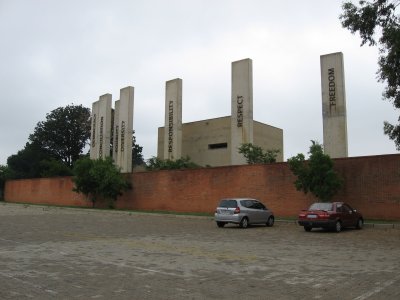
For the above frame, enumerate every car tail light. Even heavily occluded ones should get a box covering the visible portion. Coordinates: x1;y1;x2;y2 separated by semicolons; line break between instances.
234;207;240;214
319;212;330;219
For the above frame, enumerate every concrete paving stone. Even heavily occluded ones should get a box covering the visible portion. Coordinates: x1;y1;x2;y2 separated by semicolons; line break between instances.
0;202;399;299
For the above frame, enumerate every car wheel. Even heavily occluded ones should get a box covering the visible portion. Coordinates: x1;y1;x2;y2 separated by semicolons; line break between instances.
266;216;274;227
239;217;249;228
356;218;363;229
334;220;342;233
216;221;226;228
304;226;312;232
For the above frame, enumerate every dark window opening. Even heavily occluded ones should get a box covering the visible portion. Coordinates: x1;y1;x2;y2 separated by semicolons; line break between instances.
208;142;228;150
218;199;238;208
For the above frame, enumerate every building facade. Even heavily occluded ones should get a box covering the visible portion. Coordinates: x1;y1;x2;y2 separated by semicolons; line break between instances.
158;116;283;167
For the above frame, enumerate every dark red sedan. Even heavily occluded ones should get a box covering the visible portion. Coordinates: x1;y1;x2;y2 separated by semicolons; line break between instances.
298;202;364;232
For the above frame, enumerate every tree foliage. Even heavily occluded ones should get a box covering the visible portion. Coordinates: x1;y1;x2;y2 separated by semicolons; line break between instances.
29;104;91;167
238;143;280;164
132;132;145;167
7;103;90;179
6;142;66;179
72;157;130;208
146;156;200;170
340;0;400;149
0;165;11;199
39;159;74;177
287;141;343;202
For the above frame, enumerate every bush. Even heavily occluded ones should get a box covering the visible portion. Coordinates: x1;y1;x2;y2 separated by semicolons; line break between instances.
72;157;130;208
287;141;343;202
238;143;279;164
146;156;200;170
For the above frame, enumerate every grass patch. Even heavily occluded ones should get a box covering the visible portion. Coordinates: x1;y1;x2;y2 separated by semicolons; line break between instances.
3;201;214;217
4;202;400;223
364;219;400;224
116;208;214;217
2;201;91;210
275;216;297;221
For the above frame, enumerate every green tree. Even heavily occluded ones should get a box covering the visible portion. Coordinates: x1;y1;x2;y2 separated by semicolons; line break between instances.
7;143;55;179
287;141;343;202
0;165;11;200
340;0;400;149
132;132;145;167
39;159;73;177
146;156;200;170
7;142;75;179
72;156;130;208
238;143;280;164
29;104;91;167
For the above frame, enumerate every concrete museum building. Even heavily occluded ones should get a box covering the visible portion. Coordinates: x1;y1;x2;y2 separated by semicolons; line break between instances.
157;58;284;167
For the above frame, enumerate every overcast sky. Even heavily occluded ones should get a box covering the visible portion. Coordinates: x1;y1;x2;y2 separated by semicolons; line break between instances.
0;0;398;165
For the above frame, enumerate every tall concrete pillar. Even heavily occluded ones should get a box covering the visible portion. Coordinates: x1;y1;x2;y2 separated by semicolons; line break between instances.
113;86;134;173
90;94;112;159
90;100;100;160
231;58;253;165
98;94;112;159
112;100;120;164
320;52;348;158
164;78;182;160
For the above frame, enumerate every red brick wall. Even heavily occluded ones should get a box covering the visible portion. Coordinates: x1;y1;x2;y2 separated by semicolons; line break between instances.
4;177;89;207
4;154;400;220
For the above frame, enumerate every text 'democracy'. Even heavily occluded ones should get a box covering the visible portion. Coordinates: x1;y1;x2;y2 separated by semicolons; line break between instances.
168;101;173;152
328;68;336;108
237;95;244;127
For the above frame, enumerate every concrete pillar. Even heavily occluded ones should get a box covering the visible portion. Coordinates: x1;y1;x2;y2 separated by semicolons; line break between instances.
90;100;100;160
98;94;112;159
113;86;134;172
163;78;182;160
112;100;120;163
320;52;348;158
90;94;112;159
231;58;254;165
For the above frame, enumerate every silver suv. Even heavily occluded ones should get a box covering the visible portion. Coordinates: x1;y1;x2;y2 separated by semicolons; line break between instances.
214;198;274;228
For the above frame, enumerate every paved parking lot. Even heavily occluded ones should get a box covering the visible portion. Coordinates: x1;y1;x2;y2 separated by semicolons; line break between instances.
0;202;399;299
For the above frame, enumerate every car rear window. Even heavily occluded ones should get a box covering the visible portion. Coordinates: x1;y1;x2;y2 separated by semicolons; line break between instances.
309;203;333;211
218;200;238;208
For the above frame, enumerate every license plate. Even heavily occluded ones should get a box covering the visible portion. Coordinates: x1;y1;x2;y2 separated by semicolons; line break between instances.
220;210;231;215
307;214;317;219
